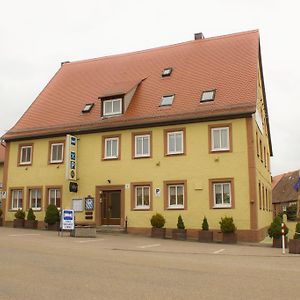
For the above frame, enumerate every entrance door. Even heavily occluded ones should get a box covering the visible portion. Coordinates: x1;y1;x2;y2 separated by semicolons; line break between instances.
101;190;121;225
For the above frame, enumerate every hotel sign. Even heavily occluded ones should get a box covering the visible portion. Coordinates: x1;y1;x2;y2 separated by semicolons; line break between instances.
66;135;78;181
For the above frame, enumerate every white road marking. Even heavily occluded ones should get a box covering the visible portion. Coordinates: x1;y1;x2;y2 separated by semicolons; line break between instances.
138;244;160;249
213;248;225;254
8;234;41;237
75;239;104;243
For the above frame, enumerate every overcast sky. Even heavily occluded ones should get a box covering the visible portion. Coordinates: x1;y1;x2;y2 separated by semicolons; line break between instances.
0;0;299;176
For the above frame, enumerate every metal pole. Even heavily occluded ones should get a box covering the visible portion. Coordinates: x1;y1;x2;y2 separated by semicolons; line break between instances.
281;222;285;254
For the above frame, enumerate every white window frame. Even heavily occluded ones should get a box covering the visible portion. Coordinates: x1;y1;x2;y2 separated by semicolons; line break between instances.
48;188;61;208
211;127;230;151
213;182;231;208
50;143;64;163
103;98;122;116
201;90;215;102
135;134;150;158
168;184;184;209
11;189;23;210
160;95;175;106
20;145;32;165
104;137;119;159
29;188;42;210
167;131;183;155
135;186;150;209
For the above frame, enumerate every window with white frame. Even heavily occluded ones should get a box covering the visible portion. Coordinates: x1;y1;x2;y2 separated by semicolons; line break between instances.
211;127;229;151
167;131;183;154
135;134;150;157
48;188;61;208
103;98;122;116
50;143;64;163
160;95;175;106
11;189;23;210
105;137;119;159
135;186;150;209
29;188;42;210
168;184;184;208
213;182;231;208
19;145;32;165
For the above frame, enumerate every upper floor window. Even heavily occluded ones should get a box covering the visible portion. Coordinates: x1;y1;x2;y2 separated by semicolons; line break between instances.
135;134;150;158
211;126;230;152
19;145;32;165
11;189;23;210
201;90;216;102
166;130;184;155
103;136;120;160
29;188;42;210
103;98;122;116
48;188;61;208
160;95;175;106
50;142;64;163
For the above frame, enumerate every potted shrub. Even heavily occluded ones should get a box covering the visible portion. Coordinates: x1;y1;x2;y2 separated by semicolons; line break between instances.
24;208;38;229
198;216;213;242
44;204;60;231
289;222;300;254
219;216;237;243
268;215;288;248
0;208;3;226
150;213;166;238
13;209;25;228
172;215;187;240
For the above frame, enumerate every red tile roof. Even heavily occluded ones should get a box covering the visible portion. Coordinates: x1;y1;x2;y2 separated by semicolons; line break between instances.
4;30;261;140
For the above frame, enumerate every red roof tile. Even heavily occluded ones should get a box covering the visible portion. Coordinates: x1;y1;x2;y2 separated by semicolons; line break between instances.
4;30;260;140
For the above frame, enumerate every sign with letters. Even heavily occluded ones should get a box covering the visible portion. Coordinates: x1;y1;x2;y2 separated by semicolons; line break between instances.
61;209;75;230
65;135;78;180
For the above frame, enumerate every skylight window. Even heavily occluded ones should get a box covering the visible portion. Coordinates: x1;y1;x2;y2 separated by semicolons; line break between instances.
82;103;94;113
160;94;175;106
201;90;216;102
162;67;173;77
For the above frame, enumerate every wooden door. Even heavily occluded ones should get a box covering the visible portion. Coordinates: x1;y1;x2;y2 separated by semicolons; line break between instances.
101;190;121;225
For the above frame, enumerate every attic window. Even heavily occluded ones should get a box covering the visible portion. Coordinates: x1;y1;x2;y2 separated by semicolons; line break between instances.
201;90;216;102
162;67;173;77
160;94;175;106
102;98;122;116
82;103;94;113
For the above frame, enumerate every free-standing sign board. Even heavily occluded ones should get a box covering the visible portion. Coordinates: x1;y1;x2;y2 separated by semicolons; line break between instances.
61;209;75;230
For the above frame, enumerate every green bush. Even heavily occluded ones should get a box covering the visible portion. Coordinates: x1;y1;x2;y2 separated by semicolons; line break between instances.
27;208;36;221
268;216;288;239
202;216;209;231
0;208;3;218
219;216;236;233
44;204;60;225
286;204;297;221
14;209;25;220
150;213;165;228
177;215;185;230
294;222;300;240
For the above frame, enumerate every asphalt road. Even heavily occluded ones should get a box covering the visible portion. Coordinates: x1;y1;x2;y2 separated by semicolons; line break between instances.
0;227;299;300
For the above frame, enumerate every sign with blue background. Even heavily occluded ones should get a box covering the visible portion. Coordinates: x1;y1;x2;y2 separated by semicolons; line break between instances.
61;209;75;230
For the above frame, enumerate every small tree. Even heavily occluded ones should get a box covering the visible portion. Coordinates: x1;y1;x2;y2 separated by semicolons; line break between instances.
44;204;60;225
177;215;185;230
202;216;209;231
268;216;288;239
27;208;36;221
293;222;300;240
14;209;25;220
219;216;236;233
150;213;165;228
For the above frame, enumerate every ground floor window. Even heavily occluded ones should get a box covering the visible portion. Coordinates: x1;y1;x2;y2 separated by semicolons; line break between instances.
131;182;152;210
48;188;61;208
11;189;23;210
164;180;187;210
29;188;42;210
209;178;234;209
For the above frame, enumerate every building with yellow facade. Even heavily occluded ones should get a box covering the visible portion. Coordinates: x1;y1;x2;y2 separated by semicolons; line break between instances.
2;30;273;241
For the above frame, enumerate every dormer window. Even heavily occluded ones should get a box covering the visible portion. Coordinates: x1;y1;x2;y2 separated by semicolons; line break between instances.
102;98;122;117
82;103;94;113
162;67;173;77
201;90;216;102
160;94;175;106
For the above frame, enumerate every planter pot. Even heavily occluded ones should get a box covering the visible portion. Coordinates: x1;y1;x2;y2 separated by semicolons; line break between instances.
0;218;3;226
13;219;25;228
46;222;60;231
151;227;166;239
272;236;288;248
24;220;38;229
172;229;187;241
289;239;300;254
222;232;237;244
198;230;213;243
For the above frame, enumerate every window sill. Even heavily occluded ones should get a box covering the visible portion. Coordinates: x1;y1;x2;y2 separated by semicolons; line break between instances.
210;149;230;153
50;161;64;164
134;207;150;211
167;206;185;210
102;157;119;161
133;155;151;159
213;205;232;209
165;152;184;156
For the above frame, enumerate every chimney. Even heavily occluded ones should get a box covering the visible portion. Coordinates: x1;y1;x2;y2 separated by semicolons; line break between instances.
194;32;205;40
61;61;70;66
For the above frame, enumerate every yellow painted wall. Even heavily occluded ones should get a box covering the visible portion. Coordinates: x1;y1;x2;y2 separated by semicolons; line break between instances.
0;162;3;208
5;118;253;231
